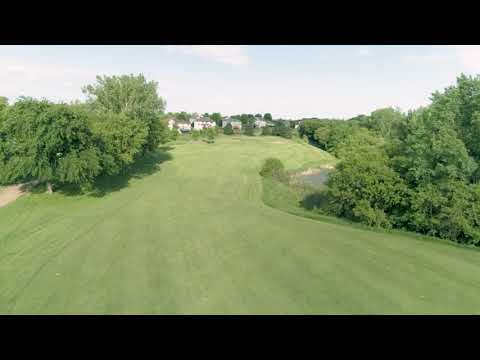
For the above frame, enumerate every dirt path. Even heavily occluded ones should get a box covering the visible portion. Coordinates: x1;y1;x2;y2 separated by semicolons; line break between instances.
0;181;39;208
0;185;25;208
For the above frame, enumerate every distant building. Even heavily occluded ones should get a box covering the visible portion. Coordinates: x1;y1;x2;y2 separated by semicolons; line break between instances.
193;117;216;131
222;117;242;130
167;118;176;130
254;117;267;128
176;122;192;133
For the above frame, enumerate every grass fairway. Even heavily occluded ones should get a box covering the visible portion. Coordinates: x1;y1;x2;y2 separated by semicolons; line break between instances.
1;136;480;314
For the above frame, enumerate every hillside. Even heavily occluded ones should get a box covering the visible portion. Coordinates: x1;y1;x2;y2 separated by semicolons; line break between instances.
1;136;480;314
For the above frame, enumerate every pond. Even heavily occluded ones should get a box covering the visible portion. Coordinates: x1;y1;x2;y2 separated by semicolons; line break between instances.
294;168;333;187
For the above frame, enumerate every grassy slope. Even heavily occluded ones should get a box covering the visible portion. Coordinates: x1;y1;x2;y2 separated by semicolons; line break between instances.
1;136;480;314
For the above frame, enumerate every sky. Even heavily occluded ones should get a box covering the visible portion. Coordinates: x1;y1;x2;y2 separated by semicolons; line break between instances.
1;45;480;119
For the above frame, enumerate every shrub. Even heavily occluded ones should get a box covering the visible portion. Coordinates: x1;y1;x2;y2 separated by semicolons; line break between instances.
203;127;216;143
261;127;272;136
169;129;178;141
191;130;200;140
260;158;287;182
224;123;234;135
244;123;254;136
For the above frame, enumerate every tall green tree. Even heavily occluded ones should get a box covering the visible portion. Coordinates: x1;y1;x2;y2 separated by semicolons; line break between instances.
327;136;408;228
0;98;101;192
263;113;272;121
90;112;148;176
210;113;222;127
272;121;292;139
82;74;166;153
429;74;480;161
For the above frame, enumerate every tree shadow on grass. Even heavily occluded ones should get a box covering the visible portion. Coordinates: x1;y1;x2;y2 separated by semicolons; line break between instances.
299;190;331;212
57;146;174;197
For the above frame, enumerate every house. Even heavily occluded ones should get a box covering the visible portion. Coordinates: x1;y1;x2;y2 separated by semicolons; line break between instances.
222;117;242;130
167;118;176;130
254;117;267;128
193;117;216;131
176;121;192;133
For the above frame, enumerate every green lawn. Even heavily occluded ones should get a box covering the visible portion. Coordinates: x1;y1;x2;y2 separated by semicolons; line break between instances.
1;135;480;314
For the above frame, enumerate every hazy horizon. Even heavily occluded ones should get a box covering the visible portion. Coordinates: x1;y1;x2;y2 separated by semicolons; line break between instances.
1;45;480;119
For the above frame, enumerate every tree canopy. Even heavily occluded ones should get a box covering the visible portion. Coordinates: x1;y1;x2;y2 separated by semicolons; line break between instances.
83;74;166;153
0;98;101;190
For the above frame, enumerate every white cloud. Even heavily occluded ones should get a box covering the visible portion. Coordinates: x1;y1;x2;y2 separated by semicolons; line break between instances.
165;45;250;65
454;45;480;73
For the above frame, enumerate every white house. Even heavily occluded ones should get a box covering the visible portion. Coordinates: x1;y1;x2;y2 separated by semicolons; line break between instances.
254;117;267;128
177;122;192;133
167;118;176;130
193;117;216;131
222;117;242;130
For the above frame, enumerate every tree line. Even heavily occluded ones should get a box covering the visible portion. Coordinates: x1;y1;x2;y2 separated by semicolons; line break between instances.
0;74;169;193
298;74;480;246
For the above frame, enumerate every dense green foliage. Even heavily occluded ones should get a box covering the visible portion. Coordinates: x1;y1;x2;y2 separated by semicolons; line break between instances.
303;76;480;246
224;123;234;135
210;112;223;127
0;98;101;188
83;74;166;153
90;112;148;176
259;158;286;181
0;74;167;192
271;121;292;138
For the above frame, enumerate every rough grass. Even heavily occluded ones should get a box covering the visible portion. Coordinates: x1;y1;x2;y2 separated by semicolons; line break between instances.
1;136;480;314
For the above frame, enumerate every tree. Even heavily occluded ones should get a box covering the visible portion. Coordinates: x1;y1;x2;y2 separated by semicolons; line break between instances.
363;107;405;138
176;111;190;121
264;113;272;121
224;123;234;135
0;97;7;126
259;158;286;182
429;74;480;161
387;108;477;187
327;139;407;228
255;113;262;118
0;98;101;192
298;119;326;143
0;96;7;110
272;121;292;139
82;74;166;153
210;113;222;127
244;122;254;136
90;112;148;176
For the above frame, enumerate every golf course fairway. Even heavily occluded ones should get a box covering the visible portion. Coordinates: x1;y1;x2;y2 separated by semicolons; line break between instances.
1;136;480;314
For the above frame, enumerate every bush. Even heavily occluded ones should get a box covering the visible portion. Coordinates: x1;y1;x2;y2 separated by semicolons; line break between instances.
191;130;200;141
244;123;254;136
259;158;287;182
203;127;216;143
169;129;178;141
261;127;272;136
224;123;234;135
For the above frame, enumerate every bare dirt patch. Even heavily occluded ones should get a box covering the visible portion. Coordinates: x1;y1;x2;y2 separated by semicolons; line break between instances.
0;181;39;208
